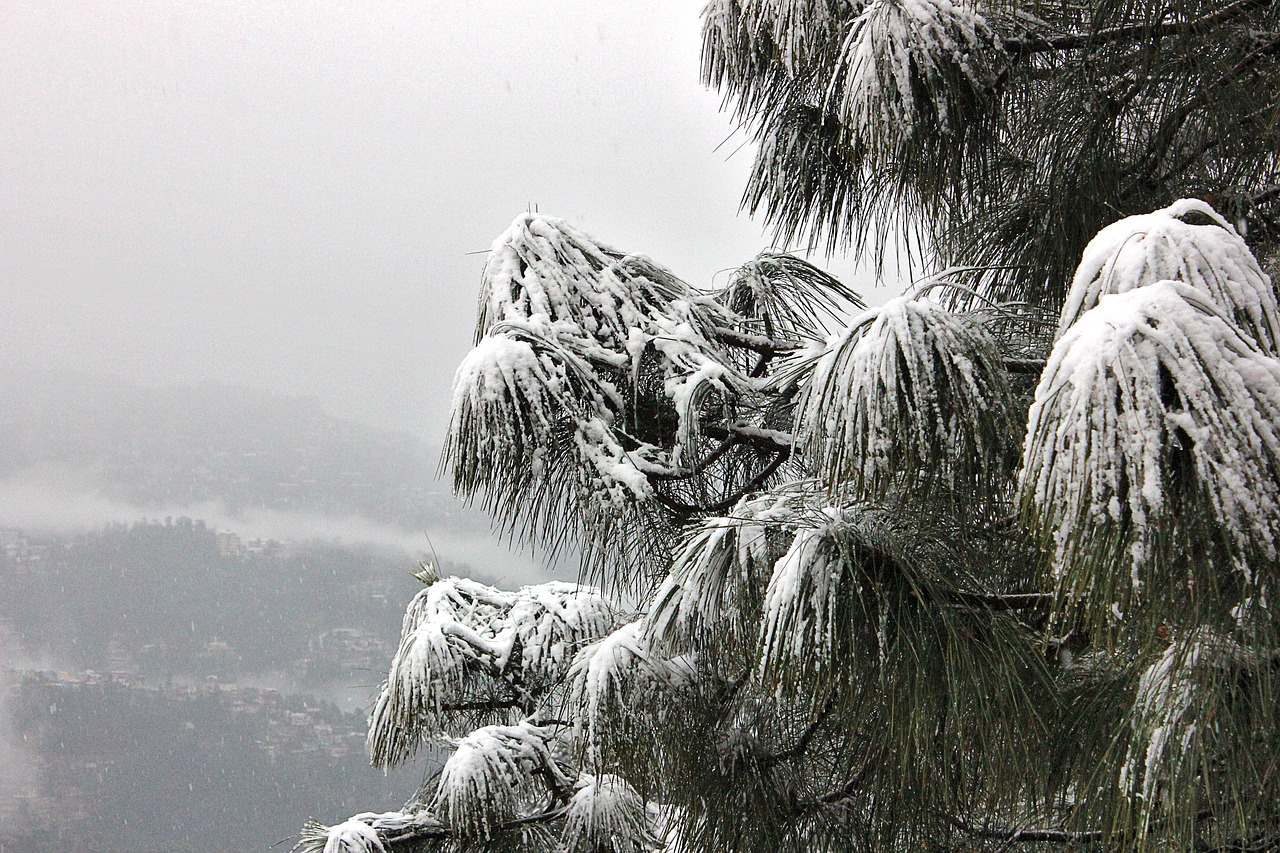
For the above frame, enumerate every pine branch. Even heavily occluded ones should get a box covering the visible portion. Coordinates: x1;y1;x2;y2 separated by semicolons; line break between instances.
781;769;873;817
762;691;837;770
436;698;531;715
943;591;1055;612
643;432;740;481
945;809;1226;848
1198;832;1280;853
1254;185;1280;206
371;805;572;851
1005;0;1270;57
652;448;791;516
711;326;804;355
532;758;578;804
816;776;866;805
945;814;1104;845
446;631;541;713
1003;358;1047;376
702;423;793;453
1123;32;1280;196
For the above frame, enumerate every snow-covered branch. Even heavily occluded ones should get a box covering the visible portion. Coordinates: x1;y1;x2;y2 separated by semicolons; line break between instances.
1023;281;1280;626
796;296;1015;498
710;326;804;355
1059;199;1279;353
368;577;620;767
826;0;1001;146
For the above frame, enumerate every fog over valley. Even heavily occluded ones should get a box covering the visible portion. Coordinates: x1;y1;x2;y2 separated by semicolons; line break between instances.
0;2;876;850
0;365;555;583
0;367;548;852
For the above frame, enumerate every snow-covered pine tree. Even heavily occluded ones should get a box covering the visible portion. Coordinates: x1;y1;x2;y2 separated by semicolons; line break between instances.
299;3;1280;851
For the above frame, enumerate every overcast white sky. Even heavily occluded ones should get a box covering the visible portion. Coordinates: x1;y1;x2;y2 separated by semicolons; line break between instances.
1;1;880;443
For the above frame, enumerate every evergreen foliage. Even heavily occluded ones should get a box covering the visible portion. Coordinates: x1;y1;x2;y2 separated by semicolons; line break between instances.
299;2;1280;851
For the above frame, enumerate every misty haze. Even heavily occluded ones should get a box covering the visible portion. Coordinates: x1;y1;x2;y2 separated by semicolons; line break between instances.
0;0;913;849
0;363;532;851
0;3;827;851
10;0;1280;852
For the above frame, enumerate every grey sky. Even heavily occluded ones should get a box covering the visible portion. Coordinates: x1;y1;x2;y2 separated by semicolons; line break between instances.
1;1;873;443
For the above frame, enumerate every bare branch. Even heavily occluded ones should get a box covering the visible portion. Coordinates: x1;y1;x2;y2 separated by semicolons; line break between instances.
652;448;791;516
1003;358;1046;376
703;423;794;453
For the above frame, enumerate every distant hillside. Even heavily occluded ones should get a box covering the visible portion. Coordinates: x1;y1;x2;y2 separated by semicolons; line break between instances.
0;368;552;853
2;670;434;853
0;521;432;681
0;366;469;532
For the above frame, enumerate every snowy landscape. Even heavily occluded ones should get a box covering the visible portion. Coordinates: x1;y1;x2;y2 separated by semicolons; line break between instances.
6;1;1280;852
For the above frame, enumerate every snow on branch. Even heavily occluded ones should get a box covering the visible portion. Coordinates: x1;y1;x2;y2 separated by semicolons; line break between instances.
478;213;732;358
717;252;866;342
567;621;692;766
449;329;578;475
1021;282;1280;621
1119;630;1265;837
560;773;651;853
317;816;388;853
826;0;1001;145
368;576;620;768
303;773;656;853
647;491;807;653
1059;198;1280;354
754;500;939;694
432;720;568;840
795;297;1015;498
298;811;447;853
449;213;787;562
757;511;858;693
645;313;753;466
509;581;622;687
446;320;652;508
702;0;851;109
